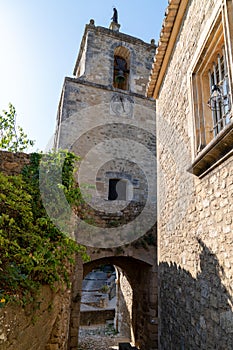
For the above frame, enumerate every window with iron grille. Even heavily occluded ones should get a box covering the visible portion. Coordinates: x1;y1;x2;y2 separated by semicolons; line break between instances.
188;4;233;177
191;13;232;153
208;48;231;136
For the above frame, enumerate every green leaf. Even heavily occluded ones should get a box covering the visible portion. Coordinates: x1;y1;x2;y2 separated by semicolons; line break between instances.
0;103;35;152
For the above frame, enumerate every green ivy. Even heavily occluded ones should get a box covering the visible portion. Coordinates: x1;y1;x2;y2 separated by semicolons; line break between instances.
0;150;89;307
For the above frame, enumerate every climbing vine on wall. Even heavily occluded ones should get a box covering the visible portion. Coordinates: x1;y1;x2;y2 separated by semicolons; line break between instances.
0;150;88;307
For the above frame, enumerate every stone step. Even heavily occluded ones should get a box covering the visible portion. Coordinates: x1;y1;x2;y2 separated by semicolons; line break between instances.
119;343;138;350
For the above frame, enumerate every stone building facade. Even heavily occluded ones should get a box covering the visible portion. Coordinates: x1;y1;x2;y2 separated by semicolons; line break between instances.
148;0;233;349
54;18;158;350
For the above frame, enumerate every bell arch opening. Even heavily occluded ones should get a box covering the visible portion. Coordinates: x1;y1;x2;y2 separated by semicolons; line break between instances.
113;46;130;90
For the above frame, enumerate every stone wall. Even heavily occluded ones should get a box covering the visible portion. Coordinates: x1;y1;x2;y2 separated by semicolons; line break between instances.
80;309;115;326
115;268;133;340
156;0;233;349
55;78;156;153
0;150;30;175
0;285;71;350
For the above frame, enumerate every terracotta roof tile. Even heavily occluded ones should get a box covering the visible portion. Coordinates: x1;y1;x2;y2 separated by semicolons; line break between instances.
147;0;183;98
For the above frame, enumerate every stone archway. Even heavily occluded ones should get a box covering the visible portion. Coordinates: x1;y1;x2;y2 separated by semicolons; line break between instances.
68;254;158;350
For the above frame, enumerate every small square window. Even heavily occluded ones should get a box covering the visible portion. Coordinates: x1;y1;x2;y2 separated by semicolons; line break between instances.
108;178;127;200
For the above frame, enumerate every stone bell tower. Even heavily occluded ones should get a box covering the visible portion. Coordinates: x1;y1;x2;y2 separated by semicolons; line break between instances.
54;12;158;350
54;16;156;99
54;14;157;212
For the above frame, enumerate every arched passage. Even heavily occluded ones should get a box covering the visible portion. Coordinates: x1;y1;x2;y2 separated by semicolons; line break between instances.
68;255;156;350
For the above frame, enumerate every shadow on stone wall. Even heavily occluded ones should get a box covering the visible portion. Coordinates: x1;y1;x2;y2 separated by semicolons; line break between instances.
159;239;233;350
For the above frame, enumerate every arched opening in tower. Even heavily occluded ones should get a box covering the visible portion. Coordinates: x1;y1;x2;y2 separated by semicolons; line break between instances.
113;46;130;91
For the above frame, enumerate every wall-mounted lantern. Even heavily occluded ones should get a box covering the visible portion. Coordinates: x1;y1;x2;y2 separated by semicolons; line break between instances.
207;84;223;111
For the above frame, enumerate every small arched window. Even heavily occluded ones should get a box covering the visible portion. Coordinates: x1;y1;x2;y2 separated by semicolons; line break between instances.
113;46;130;90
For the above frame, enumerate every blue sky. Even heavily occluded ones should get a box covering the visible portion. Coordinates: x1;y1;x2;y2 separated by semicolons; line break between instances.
0;1;168;151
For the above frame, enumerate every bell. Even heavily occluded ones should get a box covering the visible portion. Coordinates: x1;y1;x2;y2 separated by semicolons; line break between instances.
115;70;125;84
